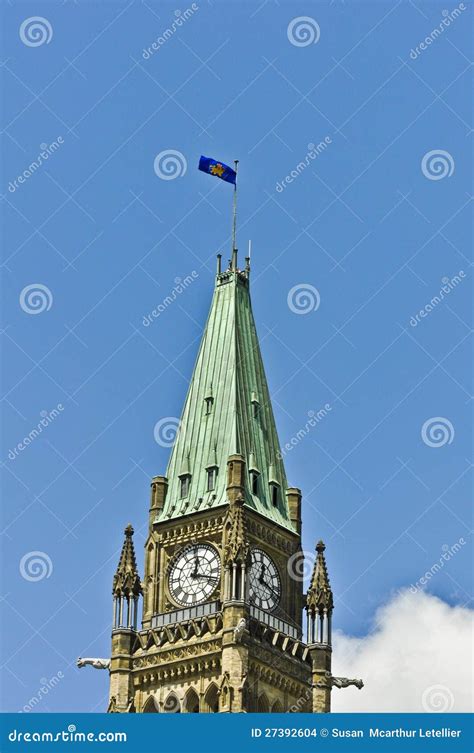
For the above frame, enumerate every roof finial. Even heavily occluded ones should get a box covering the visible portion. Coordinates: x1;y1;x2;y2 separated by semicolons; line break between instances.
113;524;142;597
307;539;333;612
216;253;222;275
245;240;251;273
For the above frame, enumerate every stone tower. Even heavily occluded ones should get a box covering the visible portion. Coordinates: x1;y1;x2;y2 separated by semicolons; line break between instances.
105;253;356;713
306;541;334;713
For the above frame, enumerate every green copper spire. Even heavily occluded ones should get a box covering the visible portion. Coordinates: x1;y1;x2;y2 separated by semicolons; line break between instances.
157;254;292;529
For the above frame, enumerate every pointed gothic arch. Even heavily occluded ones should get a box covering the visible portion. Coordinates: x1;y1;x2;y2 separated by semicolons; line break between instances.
271;699;283;713
163;692;181;713
257;693;269;713
203;682;219;713
183;687;200;713
142;696;158;713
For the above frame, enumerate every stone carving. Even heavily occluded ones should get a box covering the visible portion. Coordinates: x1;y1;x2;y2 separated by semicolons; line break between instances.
223;495;249;566
77;657;110;670
107;696;117;713
218;671;232;711
332;676;364;690
237;672;249;709
315;672;364;690
233;618;246;643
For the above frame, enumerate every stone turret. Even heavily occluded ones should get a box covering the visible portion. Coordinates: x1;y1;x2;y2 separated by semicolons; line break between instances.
112;524;142;625
306;541;334;713
149;476;168;529
110;525;142;713
220;494;251;712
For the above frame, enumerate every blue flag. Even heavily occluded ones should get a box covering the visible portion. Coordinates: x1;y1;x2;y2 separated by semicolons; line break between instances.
198;156;236;185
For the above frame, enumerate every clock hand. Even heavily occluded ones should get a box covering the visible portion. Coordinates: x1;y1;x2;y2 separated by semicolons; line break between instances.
192;565;219;580
191;556;200;578
261;579;279;598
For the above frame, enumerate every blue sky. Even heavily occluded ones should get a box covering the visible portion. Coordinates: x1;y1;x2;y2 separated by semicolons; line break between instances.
1;0;472;712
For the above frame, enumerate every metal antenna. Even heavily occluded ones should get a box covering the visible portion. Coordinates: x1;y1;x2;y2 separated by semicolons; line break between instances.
245;240;251;272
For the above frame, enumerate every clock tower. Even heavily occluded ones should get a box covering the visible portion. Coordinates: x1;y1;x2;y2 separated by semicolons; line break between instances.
107;251;344;713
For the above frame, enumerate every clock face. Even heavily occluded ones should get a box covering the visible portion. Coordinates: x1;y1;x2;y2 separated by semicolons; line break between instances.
168;543;221;607
248;548;281;611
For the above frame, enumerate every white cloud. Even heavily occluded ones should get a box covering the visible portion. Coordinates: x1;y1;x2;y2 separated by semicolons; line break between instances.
331;590;473;712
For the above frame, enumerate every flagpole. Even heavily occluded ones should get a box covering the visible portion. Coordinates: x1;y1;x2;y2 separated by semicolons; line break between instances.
232;160;239;267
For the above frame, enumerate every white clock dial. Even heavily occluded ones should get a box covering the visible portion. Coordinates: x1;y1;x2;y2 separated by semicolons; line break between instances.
168;543;221;606
248;548;281;611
